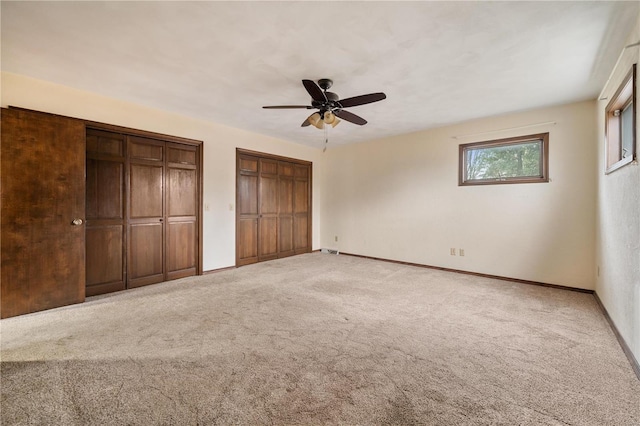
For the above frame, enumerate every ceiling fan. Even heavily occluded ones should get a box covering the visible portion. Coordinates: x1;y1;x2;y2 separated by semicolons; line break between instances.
262;79;386;129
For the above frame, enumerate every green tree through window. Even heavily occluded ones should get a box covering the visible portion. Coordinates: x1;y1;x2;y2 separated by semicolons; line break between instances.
459;133;548;185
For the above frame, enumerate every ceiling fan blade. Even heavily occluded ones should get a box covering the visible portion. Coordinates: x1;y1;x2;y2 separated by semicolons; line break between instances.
338;92;386;108
262;105;314;109
334;109;367;125
301;117;311;127
302;79;327;102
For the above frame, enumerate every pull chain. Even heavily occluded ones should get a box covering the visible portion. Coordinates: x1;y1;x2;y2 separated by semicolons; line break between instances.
323;123;329;153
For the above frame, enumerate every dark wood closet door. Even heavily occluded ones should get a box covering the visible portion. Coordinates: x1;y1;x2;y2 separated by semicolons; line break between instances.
85;129;126;296
128;136;165;288
278;162;295;258
1;108;86;318
236;155;259;266
166;143;198;280
236;150;312;267
294;165;311;253
259;159;279;261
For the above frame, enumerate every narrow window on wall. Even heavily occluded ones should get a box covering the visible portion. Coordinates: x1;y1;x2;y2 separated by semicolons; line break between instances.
459;133;549;186
605;64;636;174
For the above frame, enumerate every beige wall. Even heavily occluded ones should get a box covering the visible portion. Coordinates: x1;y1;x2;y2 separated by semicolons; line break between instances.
596;14;640;364
1;72;324;271
321;101;597;289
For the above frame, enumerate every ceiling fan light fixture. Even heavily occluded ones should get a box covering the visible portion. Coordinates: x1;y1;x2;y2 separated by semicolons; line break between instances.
308;112;324;129
322;111;340;128
323;111;336;124
263;79;386;129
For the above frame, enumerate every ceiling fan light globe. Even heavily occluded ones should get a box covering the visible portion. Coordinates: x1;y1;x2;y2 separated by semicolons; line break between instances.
331;118;340;128
308;112;320;126
324;111;336;124
308;112;324;129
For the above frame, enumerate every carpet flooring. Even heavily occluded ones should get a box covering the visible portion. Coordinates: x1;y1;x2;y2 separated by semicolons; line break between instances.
1;253;639;425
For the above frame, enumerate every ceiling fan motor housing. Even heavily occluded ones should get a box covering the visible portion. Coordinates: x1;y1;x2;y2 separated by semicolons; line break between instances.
318;78;333;90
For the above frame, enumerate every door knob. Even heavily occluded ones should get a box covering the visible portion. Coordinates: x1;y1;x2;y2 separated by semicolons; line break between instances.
71;218;83;226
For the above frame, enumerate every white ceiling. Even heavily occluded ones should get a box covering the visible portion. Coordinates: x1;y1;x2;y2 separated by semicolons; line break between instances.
2;1;638;148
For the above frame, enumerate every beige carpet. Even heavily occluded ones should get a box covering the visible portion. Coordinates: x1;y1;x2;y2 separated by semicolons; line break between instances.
1;253;638;425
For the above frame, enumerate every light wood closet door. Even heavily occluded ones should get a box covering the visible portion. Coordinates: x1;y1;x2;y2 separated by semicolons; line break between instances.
128;137;165;288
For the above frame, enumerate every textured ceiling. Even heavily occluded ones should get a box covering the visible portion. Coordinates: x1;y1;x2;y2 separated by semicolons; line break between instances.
2;1;638;148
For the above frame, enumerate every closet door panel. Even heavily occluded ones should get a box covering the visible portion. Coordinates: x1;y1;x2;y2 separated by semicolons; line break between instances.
294;216;309;251
259;217;278;258
85;160;125;295
86;160;124;218
130;142;163;161
279;177;293;214
294;173;310;253
129;223;164;287
166;143;198;279
86;226;123;289
258;166;278;261
167;221;196;279
278;173;294;257
130;164;163;218
168;146;196;165
85;129;126;296
237;154;260;266
238;175;258;215
86;130;124;156
168;168;197;216
294;179;309;214
128;137;165;288
259;175;278;215
238;219;258;262
279;216;294;255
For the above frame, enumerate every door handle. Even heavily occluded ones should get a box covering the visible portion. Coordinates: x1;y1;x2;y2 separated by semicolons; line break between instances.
71;218;83;226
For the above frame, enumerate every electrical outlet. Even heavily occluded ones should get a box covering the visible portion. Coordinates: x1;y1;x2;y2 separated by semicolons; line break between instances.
450;248;456;256
229;203;234;211
335;236;338;242
459;249;465;257
205;203;210;211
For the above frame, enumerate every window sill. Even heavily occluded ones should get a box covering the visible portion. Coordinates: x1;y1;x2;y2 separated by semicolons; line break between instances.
605;157;635;175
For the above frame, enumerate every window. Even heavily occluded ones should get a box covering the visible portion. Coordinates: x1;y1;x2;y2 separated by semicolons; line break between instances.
605;64;636;174
459;133;549;186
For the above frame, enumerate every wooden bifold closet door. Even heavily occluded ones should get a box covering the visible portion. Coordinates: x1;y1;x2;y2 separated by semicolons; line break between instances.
85;129;127;295
86;129;201;296
236;150;311;266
